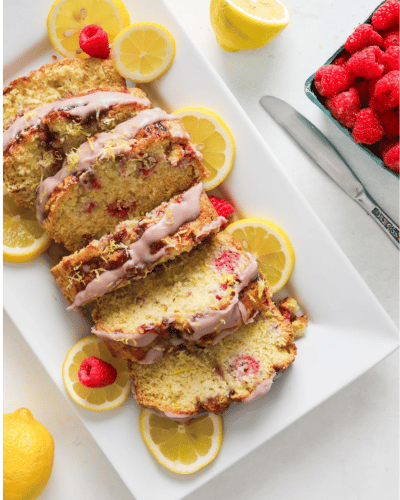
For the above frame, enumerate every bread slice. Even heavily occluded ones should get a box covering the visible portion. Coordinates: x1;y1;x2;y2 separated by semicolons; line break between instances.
51;185;226;309
92;231;266;364
37;107;208;252
3;87;151;208
3;58;125;130
129;298;297;417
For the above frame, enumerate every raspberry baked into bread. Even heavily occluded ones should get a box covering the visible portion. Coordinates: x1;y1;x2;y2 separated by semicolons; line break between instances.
51;184;226;309
3;57;126;130
92;231;266;364
37;107;208;251
129;296;298;418
3;87;151;208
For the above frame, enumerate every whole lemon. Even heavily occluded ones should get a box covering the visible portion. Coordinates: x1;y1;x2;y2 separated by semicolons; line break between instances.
210;0;290;52
3;408;54;500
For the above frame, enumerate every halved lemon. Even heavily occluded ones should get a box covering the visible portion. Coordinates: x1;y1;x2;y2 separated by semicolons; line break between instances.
210;0;290;52
173;107;235;190
140;409;223;474
226;218;295;293
111;22;176;82
3;188;51;263
62;334;130;411
47;0;130;58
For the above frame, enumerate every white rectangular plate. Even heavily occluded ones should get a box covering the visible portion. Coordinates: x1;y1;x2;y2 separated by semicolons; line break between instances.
3;1;399;499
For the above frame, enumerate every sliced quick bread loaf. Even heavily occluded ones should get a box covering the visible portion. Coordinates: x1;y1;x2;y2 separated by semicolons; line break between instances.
4;87;151;208
51;185;226;309
129;298;298;417
92;231;266;364
3;58;125;130
37;107;208;251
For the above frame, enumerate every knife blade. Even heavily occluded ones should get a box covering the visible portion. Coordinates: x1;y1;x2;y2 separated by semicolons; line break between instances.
260;95;399;248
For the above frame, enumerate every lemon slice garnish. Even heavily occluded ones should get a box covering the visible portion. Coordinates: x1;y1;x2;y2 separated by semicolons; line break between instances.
3;187;51;263
226;218;295;293
111;22;176;83
47;0;130;58
210;0;290;52
173;107;235;191
139;409;223;474
62;334;130;411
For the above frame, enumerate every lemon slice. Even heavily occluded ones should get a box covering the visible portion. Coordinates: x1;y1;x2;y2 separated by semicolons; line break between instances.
173;107;235;190
210;0;290;52
62;334;130;411
226;218;295;293
111;22;176;83
47;0;130;58
139;409;223;474
3;188;51;263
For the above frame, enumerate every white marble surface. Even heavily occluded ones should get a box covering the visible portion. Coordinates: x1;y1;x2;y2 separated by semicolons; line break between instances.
3;0;399;499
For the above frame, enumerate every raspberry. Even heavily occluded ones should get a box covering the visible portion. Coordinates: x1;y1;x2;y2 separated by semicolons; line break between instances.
213;250;240;273
79;25;110;59
374;70;400;109
383;45;400;72
346;46;385;79
314;65;352;96
344;24;383;54
326;87;361;128
381;140;400;173
106;200;137;219
372;0;400;30
352;108;384;144
78;356;117;388
208;196;234;218
379;109;400;138
332;53;350;67
354;80;370;106
228;355;260;380
381;27;400;49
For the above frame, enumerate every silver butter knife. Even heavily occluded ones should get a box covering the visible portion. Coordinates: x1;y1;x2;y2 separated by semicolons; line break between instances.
260;95;399;248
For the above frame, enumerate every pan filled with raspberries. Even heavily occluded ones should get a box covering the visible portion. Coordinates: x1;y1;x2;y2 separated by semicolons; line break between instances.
305;0;399;176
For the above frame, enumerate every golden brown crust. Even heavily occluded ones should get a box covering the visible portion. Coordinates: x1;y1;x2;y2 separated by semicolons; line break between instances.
51;191;220;305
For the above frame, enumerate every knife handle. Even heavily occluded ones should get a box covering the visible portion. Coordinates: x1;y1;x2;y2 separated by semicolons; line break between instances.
356;191;399;248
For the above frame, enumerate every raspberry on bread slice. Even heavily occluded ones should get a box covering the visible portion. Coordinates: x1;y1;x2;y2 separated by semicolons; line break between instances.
129;296;299;417
92;231;264;364
51;185;226;309
37;108;209;252
3;58;126;131
3;87;151;208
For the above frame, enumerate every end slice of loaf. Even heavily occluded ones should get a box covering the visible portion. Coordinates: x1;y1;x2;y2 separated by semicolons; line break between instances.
129;298;297;417
3;87;151;208
3;58;125;130
92;231;265;364
51;186;226;309
38;108;208;252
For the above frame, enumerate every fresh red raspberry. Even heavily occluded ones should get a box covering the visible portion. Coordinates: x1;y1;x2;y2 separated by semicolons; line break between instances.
352;108;384;144
381;139;400;173
213;250;240;273
344;24;383;54
228;355;260;380
374;70;400;109
78;356;117;388
314;65;353;97
381;27;400;49
383;45;400;72
379;109;400;138
79;25;110;59
368;76;393;112
372;0;400;30
208;196;234;218
346;46;385;79
332;53;350;67
354;80;370;106
326;87;361;128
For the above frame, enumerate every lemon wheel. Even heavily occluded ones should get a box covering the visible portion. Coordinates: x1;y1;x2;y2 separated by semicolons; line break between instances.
47;0;130;58
226;218;295;293
139;409;223;474
173;107;235;190
62;334;130;411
